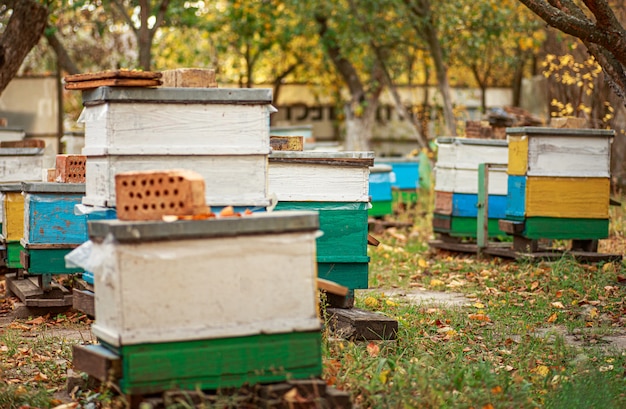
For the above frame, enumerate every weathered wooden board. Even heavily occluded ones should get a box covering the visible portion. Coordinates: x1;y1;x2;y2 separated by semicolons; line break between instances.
436;137;508;169
327;307;398;341
434;166;508;195
160;68;217;88
72;289;95;318
89;214;320;346
81;102;272;156
23;184;87;245
452;193;507;218
432;214;452;232
525;177;610;218
65;79;161;90
100;331;322;395
0;148;45;183
270;136;304;151
268;152;373;202
72;344;122;382
434;191;453;215
83;154;269;208
506;127;613;177
65;70;162;83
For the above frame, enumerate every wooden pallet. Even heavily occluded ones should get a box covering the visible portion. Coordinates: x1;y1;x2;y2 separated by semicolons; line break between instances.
326;307;398;341
5;273;73;307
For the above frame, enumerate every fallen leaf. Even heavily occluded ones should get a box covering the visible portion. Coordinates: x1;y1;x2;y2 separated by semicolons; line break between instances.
547;313;558;323
379;369;390;384
469;313;491;322
491;385;503;394
473;302;485;309
551;302;565;309
364;296;379;308
429;279;445;287
482;404;495;409
530;281;539;291
366;342;380;357
418;259;428;268
533;365;550;377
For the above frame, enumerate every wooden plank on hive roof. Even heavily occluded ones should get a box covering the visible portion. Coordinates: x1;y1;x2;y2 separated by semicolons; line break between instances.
64;78;162;90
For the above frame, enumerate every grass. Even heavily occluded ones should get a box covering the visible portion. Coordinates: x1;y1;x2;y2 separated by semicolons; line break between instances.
1;190;625;408
322;189;626;408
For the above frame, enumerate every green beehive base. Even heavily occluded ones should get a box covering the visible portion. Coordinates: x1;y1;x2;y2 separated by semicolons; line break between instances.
22;248;83;275
523;217;609;240
101;331;322;395
393;189;418;208
368;200;393;217
6;241;23;269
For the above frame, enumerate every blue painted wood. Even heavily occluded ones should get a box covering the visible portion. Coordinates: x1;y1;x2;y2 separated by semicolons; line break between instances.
452;193;507;218
82;271;94;285
506;175;526;221
369;171;393;201
26;193;87;245
379;160;420;189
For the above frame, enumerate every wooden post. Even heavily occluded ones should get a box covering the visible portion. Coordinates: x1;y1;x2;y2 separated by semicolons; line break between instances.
477;163;489;254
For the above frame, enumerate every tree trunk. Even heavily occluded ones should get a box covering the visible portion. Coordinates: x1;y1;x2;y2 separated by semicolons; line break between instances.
425;24;457;136
0;0;49;95
343;100;377;151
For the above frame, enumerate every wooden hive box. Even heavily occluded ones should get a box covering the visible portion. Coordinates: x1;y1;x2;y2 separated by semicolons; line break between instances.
79;87;273;209
20;182;86;275
0;146;45;183
505;127;614;239
88;211;321;347
83;211;323;394
269;151;373;301
368;164;394;217
1;183;25;269
433;138;508;238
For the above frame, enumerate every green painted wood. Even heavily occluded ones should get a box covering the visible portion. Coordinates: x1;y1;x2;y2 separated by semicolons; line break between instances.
392;189;418;206
368;200;393;217
6;241;23;269
24;248;83;274
274;202;368;260
449;217;505;238
477;164;487;249
102;331;322;395
524;217;609;240
317;261;368;290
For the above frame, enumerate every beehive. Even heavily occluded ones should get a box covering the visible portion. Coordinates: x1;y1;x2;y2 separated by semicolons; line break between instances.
368;164;394;217
86;211;322;393
504;127;614;239
377;157;420;207
0;146;44;183
20;182;86;275
433;137;508;238
79;87;273;208
269;151;373;300
115;169;207;221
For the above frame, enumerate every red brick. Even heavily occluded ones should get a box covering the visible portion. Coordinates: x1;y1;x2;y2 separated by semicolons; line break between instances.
55;154;86;183
115;169;208;221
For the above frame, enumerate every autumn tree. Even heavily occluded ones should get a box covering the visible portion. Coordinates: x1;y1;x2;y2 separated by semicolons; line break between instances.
517;0;626;105
0;0;49;94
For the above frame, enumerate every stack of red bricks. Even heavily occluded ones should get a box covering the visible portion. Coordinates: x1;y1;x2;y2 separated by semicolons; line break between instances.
53;154;87;183
115;169;210;221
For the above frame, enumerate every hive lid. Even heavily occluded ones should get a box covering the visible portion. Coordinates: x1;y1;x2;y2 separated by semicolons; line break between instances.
82;86;273;106
506;127;615;138
21;182;86;194
88;210;319;242
0;183;22;192
0;147;45;156
375;157;420;164
436;137;508;147
269;151;374;166
370;164;393;173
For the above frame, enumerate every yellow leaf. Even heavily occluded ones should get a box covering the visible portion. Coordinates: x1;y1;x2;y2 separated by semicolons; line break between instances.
473;302;485;309
385;299;398;307
418;258;428;268
364;297;379;308
533;365;550;377
379;369;390;384
551;302;565;309
429;279;445;287
547;313;558;323
589;308;598;318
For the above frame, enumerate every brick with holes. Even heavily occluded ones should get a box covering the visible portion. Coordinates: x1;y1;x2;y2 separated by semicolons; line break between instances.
115;169;208;221
55;154;87;183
